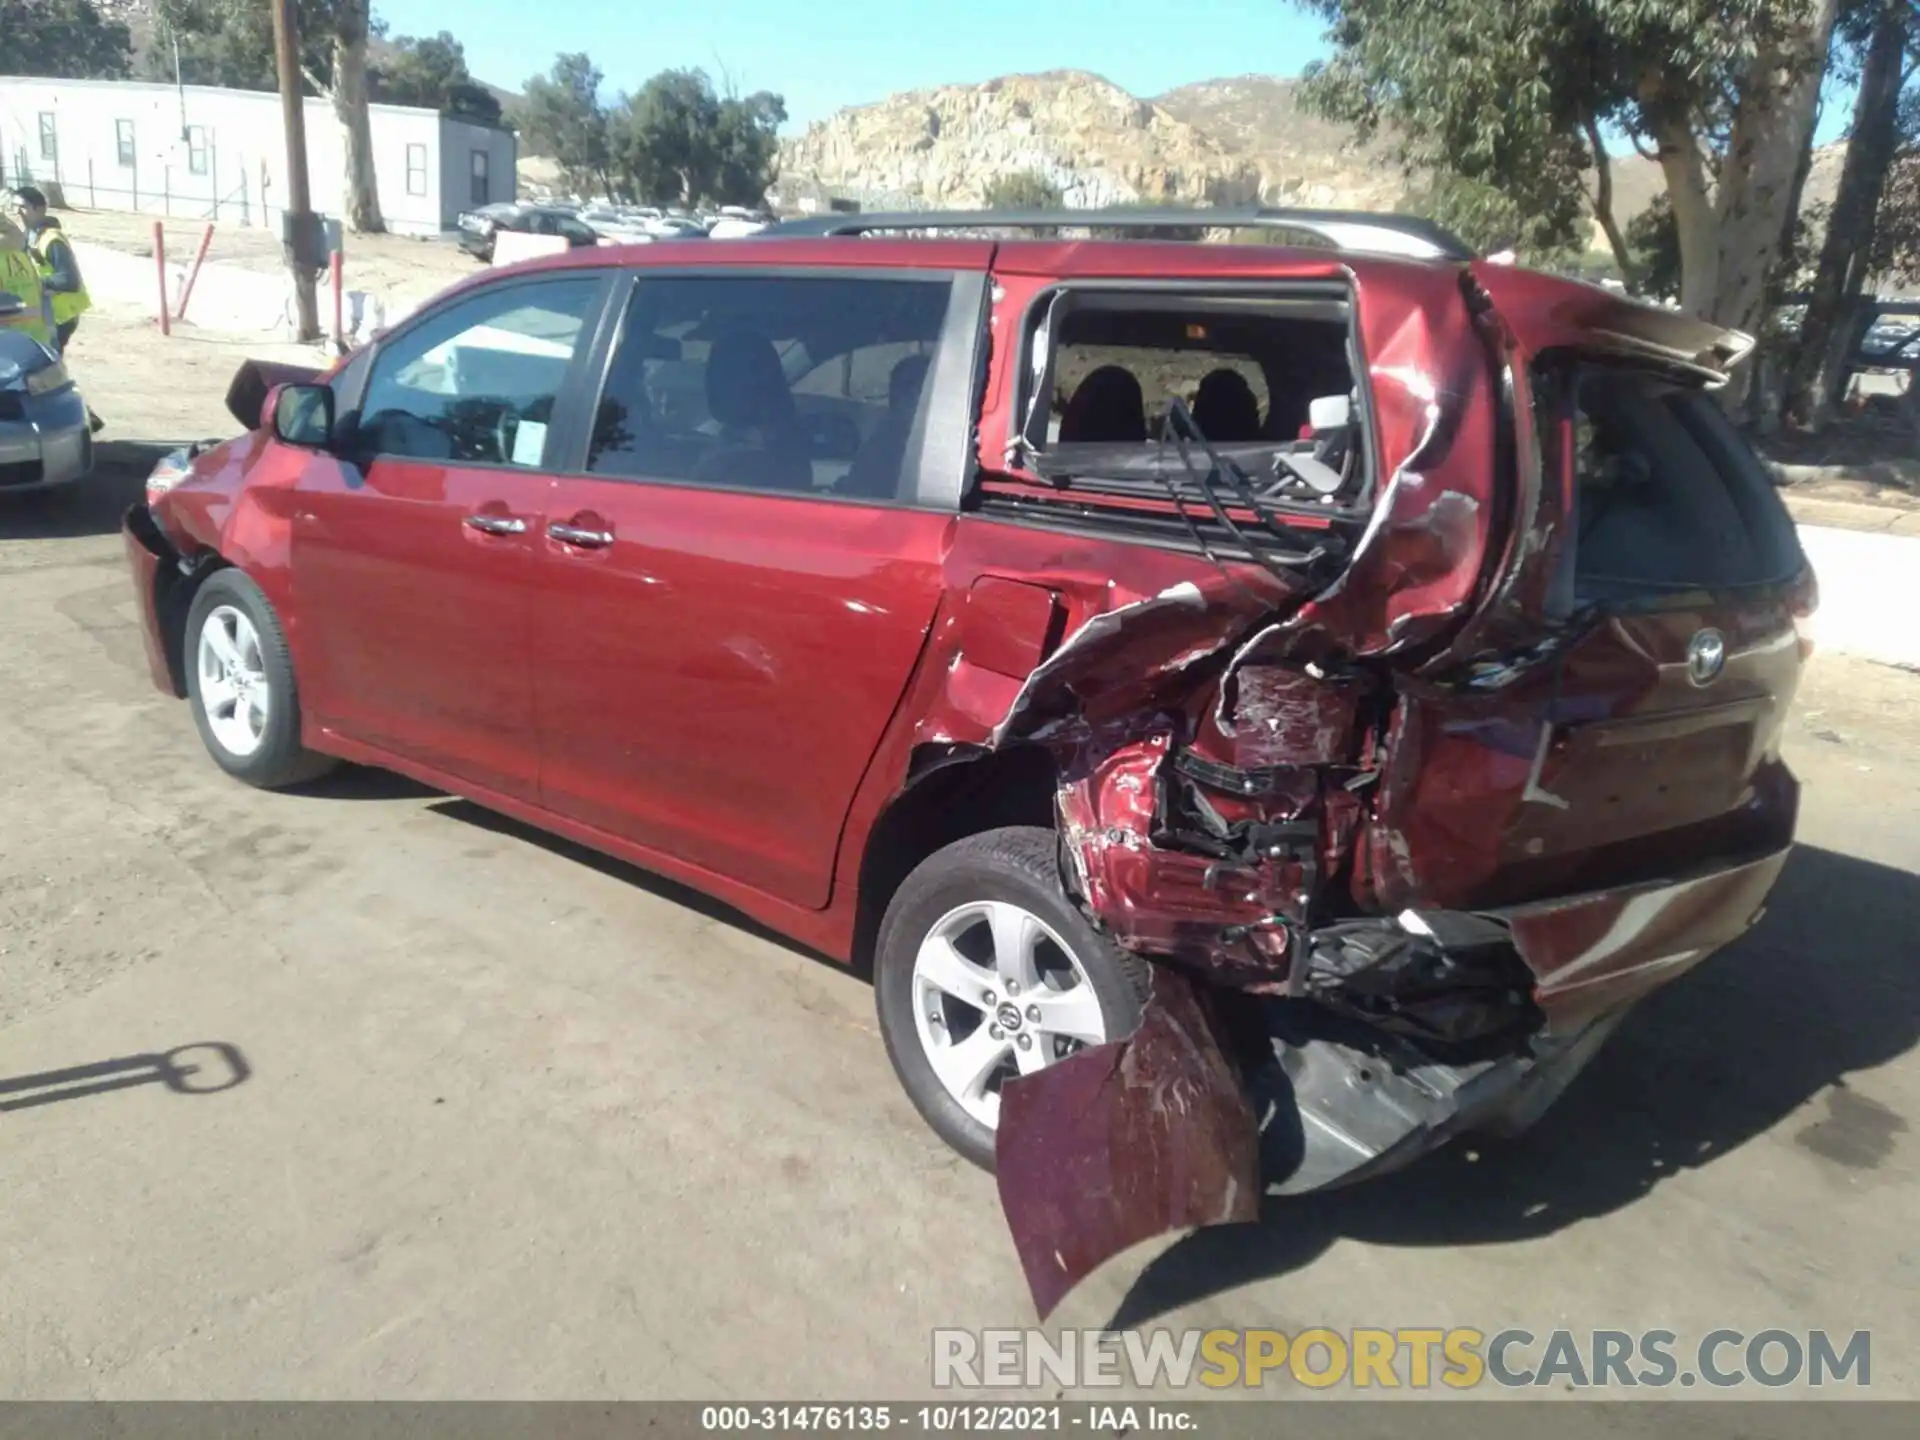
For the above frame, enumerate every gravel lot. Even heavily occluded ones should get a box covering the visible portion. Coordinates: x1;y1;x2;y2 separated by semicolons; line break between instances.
1;304;1915;1404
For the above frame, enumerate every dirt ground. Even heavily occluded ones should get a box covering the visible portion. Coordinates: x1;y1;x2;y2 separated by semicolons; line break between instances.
50;305;323;446
0;303;1916;1404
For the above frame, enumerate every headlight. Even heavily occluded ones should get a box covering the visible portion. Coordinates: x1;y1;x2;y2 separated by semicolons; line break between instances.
25;360;68;396
145;447;195;502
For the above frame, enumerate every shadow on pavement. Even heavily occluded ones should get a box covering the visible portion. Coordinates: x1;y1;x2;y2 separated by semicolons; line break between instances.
0;439;186;541
1110;843;1920;1327
0;1042;252;1114
292;765;439;803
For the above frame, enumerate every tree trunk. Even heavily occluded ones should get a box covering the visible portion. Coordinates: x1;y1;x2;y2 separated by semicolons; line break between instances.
1583;110;1638;289
333;2;385;235
1785;0;1912;428
1748;120;1823;431
1706;0;1840;408
1658;119;1719;317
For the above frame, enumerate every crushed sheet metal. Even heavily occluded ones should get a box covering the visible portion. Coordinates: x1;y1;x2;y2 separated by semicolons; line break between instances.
1255;999;1629;1192
1283;282;1505;661
1055;734;1301;979
988;577;1281;748
1209;663;1364;769
1498;846;1791;1026
995;967;1259;1319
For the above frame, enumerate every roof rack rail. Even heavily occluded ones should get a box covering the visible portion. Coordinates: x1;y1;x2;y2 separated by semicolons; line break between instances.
757;206;1475;261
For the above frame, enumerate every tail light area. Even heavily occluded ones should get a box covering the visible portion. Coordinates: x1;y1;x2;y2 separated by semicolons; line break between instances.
1790;564;1820;659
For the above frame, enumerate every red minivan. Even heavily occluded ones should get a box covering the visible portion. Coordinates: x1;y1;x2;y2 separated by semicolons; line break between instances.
124;208;1812;1314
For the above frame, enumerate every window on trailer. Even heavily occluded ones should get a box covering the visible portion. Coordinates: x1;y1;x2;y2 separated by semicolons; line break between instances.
116;120;136;169
471;149;490;206
407;144;428;197
37;114;56;162
187;126;209;177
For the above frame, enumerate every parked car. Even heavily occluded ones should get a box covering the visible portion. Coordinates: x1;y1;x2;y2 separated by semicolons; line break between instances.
707;216;770;239
0;327;91;494
641;215;708;240
124;206;1812;1317
456;204;601;262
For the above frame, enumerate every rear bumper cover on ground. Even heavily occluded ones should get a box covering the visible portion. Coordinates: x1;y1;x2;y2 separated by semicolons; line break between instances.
995;843;1793;1317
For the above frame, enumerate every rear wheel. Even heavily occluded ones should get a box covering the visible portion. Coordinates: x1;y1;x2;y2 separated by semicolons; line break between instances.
184;568;335;789
875;826;1148;1170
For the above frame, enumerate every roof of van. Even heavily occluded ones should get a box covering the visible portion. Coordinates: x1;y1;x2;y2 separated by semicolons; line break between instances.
484;228;1752;383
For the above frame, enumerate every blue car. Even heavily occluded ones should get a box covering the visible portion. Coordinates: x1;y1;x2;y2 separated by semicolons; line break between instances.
0;326;91;493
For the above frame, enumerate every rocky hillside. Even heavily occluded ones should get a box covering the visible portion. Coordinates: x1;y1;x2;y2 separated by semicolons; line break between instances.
774;68;1848;245
774;71;1405;214
1152;74;1403;210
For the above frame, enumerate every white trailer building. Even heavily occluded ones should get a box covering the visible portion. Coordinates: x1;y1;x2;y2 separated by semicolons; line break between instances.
0;76;516;237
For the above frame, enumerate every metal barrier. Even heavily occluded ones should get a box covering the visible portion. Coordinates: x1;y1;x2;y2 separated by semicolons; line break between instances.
3;144;262;227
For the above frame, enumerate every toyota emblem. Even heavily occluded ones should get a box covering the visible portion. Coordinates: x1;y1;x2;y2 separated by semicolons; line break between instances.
1686;629;1727;686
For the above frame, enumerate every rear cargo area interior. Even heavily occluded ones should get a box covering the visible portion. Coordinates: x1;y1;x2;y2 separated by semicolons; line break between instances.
1569;368;1805;601
1044;301;1356;446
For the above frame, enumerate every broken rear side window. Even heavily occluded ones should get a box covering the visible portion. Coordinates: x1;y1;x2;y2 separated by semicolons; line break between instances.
1018;290;1370;516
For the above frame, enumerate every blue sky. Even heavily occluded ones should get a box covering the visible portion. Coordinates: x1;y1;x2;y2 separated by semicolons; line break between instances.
373;0;1333;129
373;0;1855;147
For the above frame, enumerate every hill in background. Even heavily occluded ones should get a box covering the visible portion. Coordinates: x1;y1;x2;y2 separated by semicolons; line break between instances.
770;68;1848;251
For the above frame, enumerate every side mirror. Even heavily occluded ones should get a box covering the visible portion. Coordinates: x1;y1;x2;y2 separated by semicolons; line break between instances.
271;383;335;449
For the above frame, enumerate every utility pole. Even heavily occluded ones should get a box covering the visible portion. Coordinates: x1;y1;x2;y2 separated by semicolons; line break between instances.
270;0;320;341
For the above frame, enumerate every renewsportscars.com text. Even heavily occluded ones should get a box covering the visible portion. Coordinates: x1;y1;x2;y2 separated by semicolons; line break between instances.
931;1327;1872;1390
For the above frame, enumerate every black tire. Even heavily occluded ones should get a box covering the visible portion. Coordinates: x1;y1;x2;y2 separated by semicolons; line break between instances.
874;825;1149;1170
183;568;336;789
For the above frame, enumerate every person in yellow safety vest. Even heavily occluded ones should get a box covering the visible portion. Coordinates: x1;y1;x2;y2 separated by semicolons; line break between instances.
11;186;91;351
0;212;58;353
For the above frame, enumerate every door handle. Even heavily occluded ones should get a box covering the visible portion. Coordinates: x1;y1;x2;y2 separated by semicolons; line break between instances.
548;522;614;548
463;513;527;535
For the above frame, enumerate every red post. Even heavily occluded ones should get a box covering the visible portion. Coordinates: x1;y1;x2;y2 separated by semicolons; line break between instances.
153;221;171;337
175;222;215;324
330;248;345;353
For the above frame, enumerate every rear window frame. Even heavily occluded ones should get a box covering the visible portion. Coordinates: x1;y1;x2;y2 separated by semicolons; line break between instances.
1533;353;1808;605
999;278;1381;524
560;263;991;513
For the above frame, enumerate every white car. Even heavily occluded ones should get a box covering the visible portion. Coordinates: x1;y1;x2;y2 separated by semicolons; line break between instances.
643;216;708;239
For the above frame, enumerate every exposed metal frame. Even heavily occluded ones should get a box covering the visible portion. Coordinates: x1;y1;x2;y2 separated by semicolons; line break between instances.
759;207;1475;262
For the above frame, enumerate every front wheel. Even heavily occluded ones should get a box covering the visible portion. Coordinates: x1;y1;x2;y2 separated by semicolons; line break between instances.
184;568;336;789
874;826;1148;1170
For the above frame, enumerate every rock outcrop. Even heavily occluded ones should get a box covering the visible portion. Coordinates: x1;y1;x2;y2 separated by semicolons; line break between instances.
775;71;1339;213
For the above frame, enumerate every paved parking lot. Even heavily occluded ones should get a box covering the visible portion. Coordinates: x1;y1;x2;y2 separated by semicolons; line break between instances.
1;308;1916;1401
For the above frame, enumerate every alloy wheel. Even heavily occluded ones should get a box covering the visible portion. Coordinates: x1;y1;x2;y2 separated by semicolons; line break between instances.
196;604;270;758
910;899;1109;1127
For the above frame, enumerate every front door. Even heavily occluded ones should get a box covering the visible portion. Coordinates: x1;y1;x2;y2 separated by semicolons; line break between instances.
532;268;983;907
291;271;609;800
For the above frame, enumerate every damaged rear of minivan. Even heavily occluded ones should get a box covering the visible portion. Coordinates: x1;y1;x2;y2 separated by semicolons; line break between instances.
938;248;1812;1316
